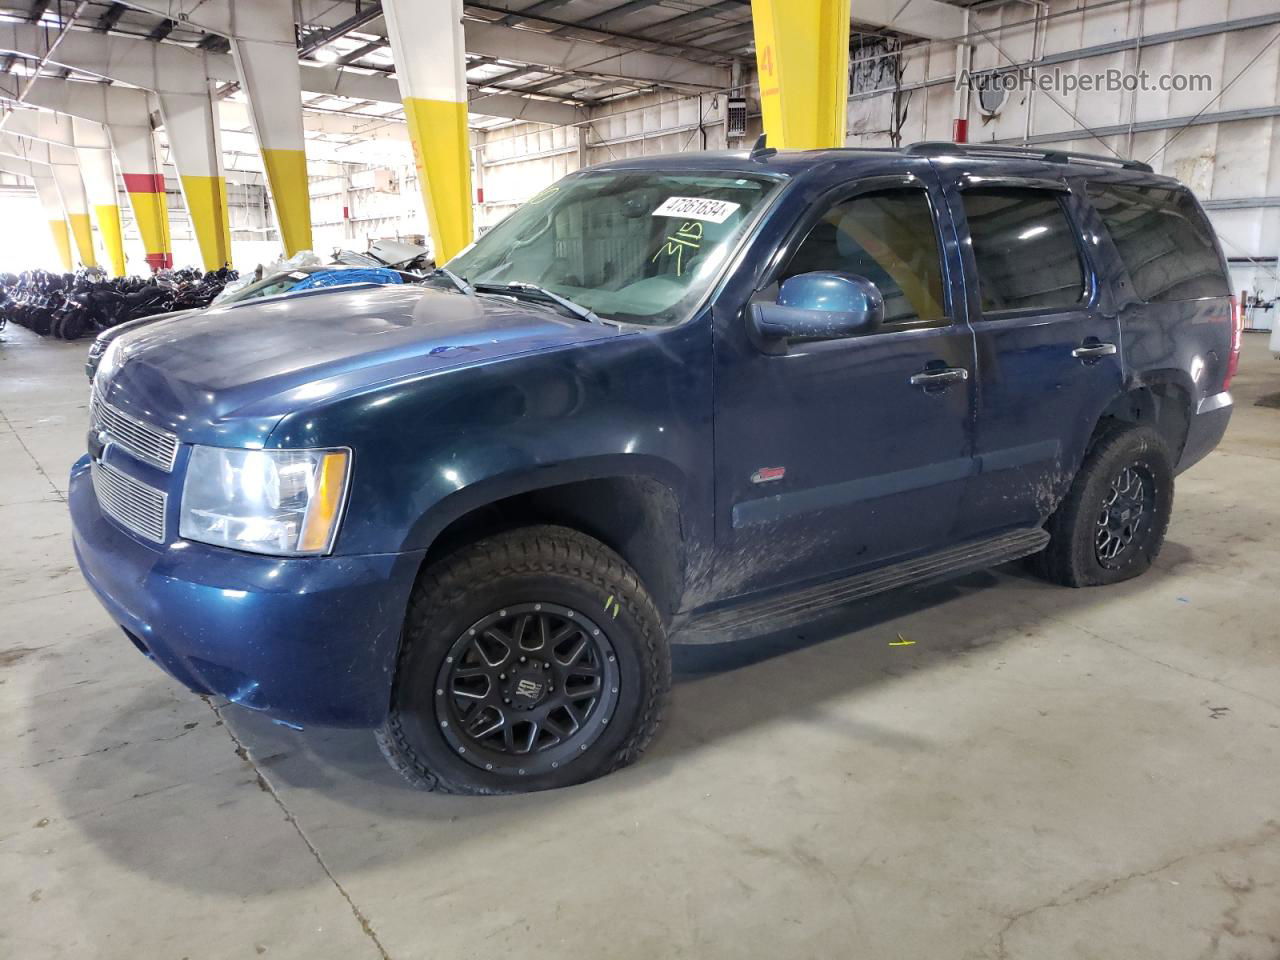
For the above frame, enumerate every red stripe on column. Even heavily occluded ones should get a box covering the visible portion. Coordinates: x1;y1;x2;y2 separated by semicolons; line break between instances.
122;173;166;193
952;118;969;143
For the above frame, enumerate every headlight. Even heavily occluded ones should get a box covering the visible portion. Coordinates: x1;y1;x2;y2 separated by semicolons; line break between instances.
94;336;122;382
179;446;351;556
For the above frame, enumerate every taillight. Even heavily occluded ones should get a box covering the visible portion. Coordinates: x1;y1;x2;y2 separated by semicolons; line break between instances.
1223;295;1242;390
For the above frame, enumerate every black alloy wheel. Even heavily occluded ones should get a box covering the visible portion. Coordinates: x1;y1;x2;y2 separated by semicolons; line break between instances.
1094;464;1154;568
436;603;621;777
377;525;670;794
1034;423;1174;587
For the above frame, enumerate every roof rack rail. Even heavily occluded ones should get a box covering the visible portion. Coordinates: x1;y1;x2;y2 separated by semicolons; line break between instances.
904;141;1154;174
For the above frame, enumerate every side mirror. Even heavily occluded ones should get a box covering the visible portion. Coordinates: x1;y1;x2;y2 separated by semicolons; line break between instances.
749;272;884;346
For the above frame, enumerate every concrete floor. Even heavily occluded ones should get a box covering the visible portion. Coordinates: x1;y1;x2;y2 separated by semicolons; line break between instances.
2;326;1278;960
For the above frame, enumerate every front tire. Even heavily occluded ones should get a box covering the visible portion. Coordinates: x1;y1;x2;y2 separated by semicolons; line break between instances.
377;525;670;794
1034;423;1174;587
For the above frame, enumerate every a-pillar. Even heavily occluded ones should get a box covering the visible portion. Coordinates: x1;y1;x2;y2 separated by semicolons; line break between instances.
48;144;97;268
230;1;312;256
107;117;173;272
384;0;473;261
73;118;126;277
750;0;851;148
156;86;232;270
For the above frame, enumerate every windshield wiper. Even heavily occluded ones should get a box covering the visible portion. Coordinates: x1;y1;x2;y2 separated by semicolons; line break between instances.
430;266;474;297
473;281;608;326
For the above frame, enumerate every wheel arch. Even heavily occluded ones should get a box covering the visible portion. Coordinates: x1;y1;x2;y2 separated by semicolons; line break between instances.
1092;371;1193;462
407;455;691;621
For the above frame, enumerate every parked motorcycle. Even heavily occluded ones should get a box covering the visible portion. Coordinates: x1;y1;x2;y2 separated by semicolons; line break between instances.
1;265;238;341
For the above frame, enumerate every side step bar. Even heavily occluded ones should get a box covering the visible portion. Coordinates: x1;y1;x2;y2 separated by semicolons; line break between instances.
675;527;1049;644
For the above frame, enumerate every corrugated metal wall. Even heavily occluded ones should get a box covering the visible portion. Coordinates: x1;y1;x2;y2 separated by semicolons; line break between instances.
847;0;1280;269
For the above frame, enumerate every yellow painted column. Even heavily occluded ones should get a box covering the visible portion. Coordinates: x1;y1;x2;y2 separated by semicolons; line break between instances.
384;0;474;262
49;146;98;268
232;14;313;257
122;177;174;271
47;219;73;271
157;88;233;270
31;173;73;271
93;204;127;276
180;173;233;270
74;122;128;277
67;213;96;267
751;0;851;149
260;147;311;256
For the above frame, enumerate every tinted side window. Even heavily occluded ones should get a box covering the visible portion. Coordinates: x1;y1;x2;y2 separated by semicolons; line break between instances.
1086;183;1228;302
962;189;1086;314
782;189;947;326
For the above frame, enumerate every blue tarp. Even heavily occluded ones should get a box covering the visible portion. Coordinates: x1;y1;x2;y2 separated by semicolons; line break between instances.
291;268;403;290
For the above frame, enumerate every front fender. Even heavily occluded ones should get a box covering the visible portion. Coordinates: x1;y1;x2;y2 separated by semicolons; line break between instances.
402;452;691;553
266;318;715;558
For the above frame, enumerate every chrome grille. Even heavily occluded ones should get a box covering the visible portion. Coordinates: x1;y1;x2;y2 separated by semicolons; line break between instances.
90;387;180;472
92;460;167;543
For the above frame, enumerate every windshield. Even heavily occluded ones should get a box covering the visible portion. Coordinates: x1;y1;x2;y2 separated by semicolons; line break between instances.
447;170;781;325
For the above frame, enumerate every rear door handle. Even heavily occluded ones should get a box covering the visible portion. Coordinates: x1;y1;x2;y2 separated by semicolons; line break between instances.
1072;341;1117;360
909;367;969;388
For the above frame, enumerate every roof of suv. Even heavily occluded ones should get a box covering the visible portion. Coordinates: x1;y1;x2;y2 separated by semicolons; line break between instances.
589;141;1177;188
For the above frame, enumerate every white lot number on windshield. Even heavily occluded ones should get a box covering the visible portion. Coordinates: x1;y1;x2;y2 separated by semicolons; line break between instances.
652;196;741;224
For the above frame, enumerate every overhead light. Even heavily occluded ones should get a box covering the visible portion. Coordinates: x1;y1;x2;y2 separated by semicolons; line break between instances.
315;48;338;63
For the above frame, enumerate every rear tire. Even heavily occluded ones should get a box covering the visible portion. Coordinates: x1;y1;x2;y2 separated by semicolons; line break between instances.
377;525;670;794
1033;423;1174;587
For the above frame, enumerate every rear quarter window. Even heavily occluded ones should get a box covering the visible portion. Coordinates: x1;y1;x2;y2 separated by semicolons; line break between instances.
962;188;1086;314
1085;182;1229;302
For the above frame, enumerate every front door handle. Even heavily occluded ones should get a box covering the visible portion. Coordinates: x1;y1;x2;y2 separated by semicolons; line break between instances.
1072;340;1118;361
909;367;969;388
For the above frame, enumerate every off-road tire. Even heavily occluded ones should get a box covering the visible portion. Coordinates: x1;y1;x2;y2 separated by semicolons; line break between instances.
1033;423;1174;587
376;525;670;794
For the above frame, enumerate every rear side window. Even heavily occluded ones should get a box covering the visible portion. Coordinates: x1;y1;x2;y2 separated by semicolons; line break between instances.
781;189;948;326
962;189;1086;314
1086;183;1228;302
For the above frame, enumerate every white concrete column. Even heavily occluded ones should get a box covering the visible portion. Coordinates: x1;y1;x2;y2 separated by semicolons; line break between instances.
72;117;126;276
0;153;72;270
49;143;97;268
0;122;97;268
156;86;232;270
384;0;473;261
3;77;174;271
32;170;73;271
104;0;311;258
228;1;312;256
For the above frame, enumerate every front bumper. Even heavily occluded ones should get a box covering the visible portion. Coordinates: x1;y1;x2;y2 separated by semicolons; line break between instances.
1176;391;1233;474
69;455;424;727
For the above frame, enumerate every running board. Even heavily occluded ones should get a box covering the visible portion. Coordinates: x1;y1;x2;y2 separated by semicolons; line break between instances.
675;528;1049;643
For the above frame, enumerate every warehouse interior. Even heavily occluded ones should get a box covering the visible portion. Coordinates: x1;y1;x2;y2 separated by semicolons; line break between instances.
2;1;1280;957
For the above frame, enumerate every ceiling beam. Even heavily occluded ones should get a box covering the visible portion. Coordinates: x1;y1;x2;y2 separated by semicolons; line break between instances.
464;20;728;90
465;2;735;63
579;0;667;30
95;2;125;33
0;20;587;124
147;18;175;42
298;1;385;58
851;0;967;42
498;0;577;27
637;1;749;37
336;37;386;65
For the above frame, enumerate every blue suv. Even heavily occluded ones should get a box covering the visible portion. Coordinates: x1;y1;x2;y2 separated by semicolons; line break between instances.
70;143;1239;794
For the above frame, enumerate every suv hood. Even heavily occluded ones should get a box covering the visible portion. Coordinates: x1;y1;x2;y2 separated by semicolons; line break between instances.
99;284;624;443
